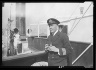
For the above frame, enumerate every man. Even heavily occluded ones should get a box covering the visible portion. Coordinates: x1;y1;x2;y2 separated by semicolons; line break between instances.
46;18;73;66
31;18;73;66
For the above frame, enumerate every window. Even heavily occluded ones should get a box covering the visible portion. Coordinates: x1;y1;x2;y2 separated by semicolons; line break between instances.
29;24;48;38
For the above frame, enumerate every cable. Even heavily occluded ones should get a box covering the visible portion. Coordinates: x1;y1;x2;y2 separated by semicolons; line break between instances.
68;2;93;35
67;3;80;35
68;3;80;20
64;3;80;33
69;2;92;35
68;17;77;35
60;15;93;23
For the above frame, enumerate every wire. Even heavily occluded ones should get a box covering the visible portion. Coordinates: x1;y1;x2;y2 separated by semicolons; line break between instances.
68;3;80;20
68;17;77;35
67;3;80;35
60;15;93;23
68;2;93;35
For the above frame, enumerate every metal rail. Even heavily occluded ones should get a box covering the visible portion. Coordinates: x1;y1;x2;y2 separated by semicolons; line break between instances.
72;43;93;65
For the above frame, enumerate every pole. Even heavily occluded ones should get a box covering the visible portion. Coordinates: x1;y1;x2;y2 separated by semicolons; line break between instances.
38;23;39;38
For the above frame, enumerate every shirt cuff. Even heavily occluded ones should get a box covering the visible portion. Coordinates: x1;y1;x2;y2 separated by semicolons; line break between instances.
62;48;66;55
57;49;60;55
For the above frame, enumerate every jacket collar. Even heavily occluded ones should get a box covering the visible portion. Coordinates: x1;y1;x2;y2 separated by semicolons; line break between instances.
48;31;60;43
53;29;58;36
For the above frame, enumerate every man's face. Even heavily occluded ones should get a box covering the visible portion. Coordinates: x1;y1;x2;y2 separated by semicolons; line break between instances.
49;24;58;33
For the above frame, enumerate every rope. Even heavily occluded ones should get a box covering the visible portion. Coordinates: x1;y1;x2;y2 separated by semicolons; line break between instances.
68;2;92;35
68;3;80;20
60;15;93;23
68;17;77;36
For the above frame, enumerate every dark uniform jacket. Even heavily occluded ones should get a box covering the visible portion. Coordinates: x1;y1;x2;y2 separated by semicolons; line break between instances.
47;31;73;66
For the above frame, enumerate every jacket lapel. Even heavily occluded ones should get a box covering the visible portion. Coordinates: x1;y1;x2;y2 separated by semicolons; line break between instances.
52;31;60;43
47;31;60;44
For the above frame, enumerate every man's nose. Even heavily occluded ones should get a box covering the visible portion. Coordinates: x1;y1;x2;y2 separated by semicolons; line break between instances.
49;26;51;29
50;27;52;29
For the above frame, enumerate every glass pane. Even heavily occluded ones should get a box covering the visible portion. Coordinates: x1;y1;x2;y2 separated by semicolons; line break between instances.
30;25;38;37
39;24;47;38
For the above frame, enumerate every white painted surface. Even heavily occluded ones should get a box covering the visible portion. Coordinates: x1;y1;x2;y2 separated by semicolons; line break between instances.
69;16;93;43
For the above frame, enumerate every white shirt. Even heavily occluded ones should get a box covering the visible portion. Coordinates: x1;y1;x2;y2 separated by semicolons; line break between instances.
14;33;21;49
53;29;58;36
52;29;60;54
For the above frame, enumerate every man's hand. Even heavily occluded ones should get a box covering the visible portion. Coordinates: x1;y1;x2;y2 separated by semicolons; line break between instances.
45;44;50;52
48;46;59;52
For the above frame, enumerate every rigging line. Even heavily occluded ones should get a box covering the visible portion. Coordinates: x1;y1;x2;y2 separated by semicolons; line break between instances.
68;2;93;35
67;3;80;34
68;3;80;20
68;17;77;35
60;15;93;23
